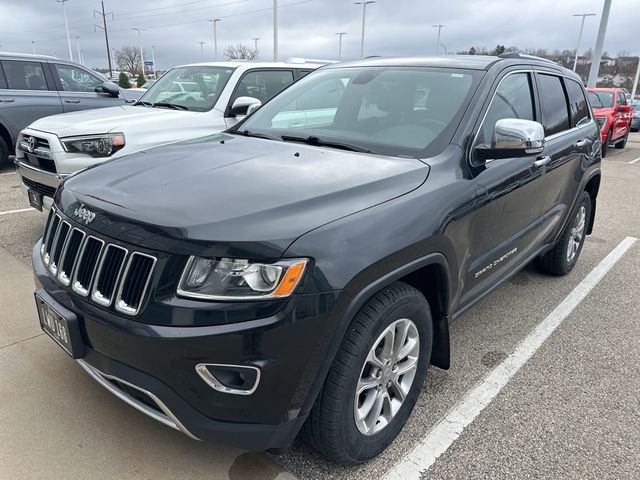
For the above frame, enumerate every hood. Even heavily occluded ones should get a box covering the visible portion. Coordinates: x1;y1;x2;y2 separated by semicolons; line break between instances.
58;134;429;258
29;105;205;138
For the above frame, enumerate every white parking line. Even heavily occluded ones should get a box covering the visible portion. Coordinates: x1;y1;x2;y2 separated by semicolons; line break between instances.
0;208;36;216
384;236;638;480
0;172;16;176
629;157;640;164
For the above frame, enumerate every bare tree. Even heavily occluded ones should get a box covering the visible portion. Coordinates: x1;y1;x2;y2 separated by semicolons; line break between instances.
223;44;258;60
115;46;143;75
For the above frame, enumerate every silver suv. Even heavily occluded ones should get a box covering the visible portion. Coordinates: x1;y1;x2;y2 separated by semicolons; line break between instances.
0;52;127;167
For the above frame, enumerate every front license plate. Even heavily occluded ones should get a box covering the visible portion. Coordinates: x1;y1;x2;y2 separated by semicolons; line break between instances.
28;189;43;211
35;291;84;358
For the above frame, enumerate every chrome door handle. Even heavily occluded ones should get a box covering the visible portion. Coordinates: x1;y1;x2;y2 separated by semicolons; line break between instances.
574;139;588;148
533;156;551;168
0;98;15;103
64;99;81;104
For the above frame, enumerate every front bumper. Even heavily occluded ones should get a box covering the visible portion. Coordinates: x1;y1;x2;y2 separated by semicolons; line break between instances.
16;160;63;211
32;241;340;450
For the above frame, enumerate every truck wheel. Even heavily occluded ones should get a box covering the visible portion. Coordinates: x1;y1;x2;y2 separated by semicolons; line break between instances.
303;282;432;464
535;191;591;276
601;130;611;158
0;137;8;168
615;131;628;149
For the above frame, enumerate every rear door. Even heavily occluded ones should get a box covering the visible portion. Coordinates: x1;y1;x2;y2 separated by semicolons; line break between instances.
0;60;63;138
614;91;629;138
462;69;550;304
537;74;594;236
51;63;125;112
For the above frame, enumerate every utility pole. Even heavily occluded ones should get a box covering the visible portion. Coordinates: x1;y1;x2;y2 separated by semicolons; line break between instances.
335;32;347;60
198;41;205;61
94;2;114;79
57;0;73;61
572;13;596;71
251;37;260;54
209;19;221;61
433;24;444;55
631;58;640;99
440;43;448;55
273;0;278;61
132;27;145;76
151;45;157;78
587;0;612;88
75;36;82;64
355;1;375;59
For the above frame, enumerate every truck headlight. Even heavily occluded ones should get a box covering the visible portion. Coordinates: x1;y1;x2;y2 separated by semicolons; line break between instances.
60;133;125;157
177;257;308;300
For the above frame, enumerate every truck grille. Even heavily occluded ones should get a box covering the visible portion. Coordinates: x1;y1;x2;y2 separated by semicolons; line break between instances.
18;136;57;173
41;208;157;315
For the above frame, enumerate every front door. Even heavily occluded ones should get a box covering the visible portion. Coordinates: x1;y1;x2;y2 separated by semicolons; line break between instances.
51;63;125;112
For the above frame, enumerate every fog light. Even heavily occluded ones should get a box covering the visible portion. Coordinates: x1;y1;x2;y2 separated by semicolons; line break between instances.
195;363;260;395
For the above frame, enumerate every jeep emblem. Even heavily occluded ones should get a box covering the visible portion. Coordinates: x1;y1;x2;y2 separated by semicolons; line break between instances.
73;204;96;225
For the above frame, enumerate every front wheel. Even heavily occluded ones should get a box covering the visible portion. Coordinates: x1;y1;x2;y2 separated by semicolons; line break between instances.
601;129;612;157
303;282;432;464
535;191;591;276
0;137;8;168
615;131;629;149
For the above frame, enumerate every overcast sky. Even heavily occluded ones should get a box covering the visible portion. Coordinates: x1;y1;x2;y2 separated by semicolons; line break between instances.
1;0;637;70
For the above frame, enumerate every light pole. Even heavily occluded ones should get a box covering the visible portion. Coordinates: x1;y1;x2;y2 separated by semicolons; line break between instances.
209;19;221;61
75;36;82;64
151;45;157;78
132;27;145;77
57;0;73;61
355;1;375;59
572;13;596;71
251;37;260;55
587;0;612;88
273;0;278;61
198;41;206;61
631;58;640;99
433;24;444;55
335;32;347;60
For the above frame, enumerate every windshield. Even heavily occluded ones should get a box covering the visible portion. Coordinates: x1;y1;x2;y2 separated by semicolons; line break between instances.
237;66;482;157
587;91;614;108
139;66;235;112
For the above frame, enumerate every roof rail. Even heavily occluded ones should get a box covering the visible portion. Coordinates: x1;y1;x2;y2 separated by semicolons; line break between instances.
285;57;339;65
0;51;57;60
498;52;556;64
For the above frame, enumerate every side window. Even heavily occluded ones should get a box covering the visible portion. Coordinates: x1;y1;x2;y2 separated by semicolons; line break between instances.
0;66;6;89
1;61;49;90
565;79;591;127
53;64;103;93
297;69;314;79
477;73;535;146
231;70;294;105
537;74;571;136
617;92;627;106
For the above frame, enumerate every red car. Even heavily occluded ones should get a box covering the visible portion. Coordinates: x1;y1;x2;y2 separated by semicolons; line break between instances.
586;87;632;157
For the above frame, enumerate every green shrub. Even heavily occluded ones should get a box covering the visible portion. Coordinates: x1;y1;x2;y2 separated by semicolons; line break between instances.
136;73;146;88
118;72;131;88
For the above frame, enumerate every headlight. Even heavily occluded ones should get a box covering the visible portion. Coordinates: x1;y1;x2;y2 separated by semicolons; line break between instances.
595;117;607;131
177;257;308;300
60;133;125;157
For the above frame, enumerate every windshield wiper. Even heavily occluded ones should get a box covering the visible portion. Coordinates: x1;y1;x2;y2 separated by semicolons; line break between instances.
280;134;374;154
152;102;189;110
134;100;153;107
232;129;282;141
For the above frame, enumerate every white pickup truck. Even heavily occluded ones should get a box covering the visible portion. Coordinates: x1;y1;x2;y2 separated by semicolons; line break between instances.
15;60;322;211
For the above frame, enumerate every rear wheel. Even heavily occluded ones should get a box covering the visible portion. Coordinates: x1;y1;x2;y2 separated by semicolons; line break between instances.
601;129;612;158
303;282;432;464
535;191;591;276
615;131;629;149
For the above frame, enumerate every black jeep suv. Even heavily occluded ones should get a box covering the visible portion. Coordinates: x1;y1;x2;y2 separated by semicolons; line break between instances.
32;55;601;463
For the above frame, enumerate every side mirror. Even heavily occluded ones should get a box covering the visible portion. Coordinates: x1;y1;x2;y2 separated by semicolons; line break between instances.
475;118;545;161
617;105;630;113
229;96;261;117
100;80;120;97
246;102;261;116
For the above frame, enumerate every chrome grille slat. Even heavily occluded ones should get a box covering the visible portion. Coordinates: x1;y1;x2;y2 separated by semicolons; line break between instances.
40;210;156;315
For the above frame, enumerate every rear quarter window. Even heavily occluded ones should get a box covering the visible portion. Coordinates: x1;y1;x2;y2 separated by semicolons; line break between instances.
565;79;591;127
1;60;49;90
537;74;570;136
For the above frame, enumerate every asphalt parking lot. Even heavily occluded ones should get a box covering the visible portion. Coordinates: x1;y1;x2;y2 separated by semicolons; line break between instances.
1;136;639;480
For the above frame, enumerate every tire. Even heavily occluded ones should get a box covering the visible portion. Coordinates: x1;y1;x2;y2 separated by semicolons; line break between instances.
615;131;629;149
0;136;8;168
535;191;591;276
601;129;611;158
303;282;433;464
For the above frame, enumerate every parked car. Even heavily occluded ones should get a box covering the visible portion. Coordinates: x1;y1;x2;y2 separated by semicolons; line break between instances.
15;61;322;211
586;87;632;156
31;54;601;463
127;80;156;92
0;52;128;167
630;100;640;132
